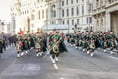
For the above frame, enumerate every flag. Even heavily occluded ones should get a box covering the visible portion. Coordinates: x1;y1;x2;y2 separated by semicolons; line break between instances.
19;29;24;35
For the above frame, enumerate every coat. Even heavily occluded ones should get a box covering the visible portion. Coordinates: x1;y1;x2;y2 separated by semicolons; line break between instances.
0;40;3;53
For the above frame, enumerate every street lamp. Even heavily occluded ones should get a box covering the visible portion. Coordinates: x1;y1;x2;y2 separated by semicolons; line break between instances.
74;23;77;32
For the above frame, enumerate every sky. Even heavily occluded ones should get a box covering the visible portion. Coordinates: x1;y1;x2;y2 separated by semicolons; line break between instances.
0;0;14;22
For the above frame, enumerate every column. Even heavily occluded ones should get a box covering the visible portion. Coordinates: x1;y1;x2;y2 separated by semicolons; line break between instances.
106;13;111;32
103;16;106;32
47;2;51;24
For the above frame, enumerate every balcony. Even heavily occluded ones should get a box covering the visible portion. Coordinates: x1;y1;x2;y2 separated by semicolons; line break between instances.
106;0;118;8
45;0;53;2
92;9;105;16
93;6;105;15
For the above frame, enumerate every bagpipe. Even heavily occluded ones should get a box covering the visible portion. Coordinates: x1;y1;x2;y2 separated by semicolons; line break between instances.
35;43;41;49
16;42;23;52
103;41;107;49
35;38;43;52
52;44;59;54
89;40;96;50
50;37;62;54
111;40;115;48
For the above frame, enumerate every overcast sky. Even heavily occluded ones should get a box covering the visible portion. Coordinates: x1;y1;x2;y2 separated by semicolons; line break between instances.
0;0;14;22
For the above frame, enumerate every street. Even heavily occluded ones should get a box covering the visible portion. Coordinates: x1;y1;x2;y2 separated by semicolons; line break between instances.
0;43;118;79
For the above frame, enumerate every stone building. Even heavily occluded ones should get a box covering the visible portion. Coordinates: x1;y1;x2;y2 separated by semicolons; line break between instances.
11;0;94;33
93;0;118;33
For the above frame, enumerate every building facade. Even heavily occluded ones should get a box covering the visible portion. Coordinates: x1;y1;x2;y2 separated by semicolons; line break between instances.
11;0;94;33
0;20;3;33
0;20;11;34
93;0;118;33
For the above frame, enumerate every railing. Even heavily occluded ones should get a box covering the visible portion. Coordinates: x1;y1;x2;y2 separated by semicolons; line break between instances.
45;0;53;2
106;0;118;7
107;0;118;4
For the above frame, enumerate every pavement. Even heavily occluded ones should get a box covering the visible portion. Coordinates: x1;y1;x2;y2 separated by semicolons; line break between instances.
0;44;118;79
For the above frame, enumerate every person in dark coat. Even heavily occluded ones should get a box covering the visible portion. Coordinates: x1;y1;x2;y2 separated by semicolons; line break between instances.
0;39;3;54
22;36;30;54
30;36;35;49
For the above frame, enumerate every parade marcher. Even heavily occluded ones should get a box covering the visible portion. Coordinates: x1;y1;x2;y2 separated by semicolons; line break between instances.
49;30;60;63
35;32;43;57
1;33;7;52
30;34;35;49
59;32;68;53
110;38;116;54
41;32;47;53
0;38;3;57
22;35;30;55
66;33;71;45
16;39;24;58
87;39;96;57
49;30;67;64
74;32;80;48
16;32;25;57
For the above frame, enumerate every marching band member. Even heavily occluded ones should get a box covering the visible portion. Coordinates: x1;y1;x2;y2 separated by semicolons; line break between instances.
49;30;60;64
22;35;30;55
110;39;116;54
49;30;68;64
16;39;24;58
0;38;3;55
87;39;96;57
35;32;43;57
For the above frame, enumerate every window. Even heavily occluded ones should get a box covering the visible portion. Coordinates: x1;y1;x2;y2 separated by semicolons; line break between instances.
89;17;92;23
46;9;48;18
71;0;73;4
51;5;56;18
87;17;92;24
51;21;55;24
25;10;26;14
71;8;74;16
63;21;65;24
67;20;69;25
62;9;64;17
76;0;79;3
82;6;84;15
76;7;79;15
66;0;68;5
37;0;39;3
52;5;55;8
72;20;74;25
39;11;40;19
87;17;89;24
22;11;24;15
77;19;79;25
67;9;69;16
42;10;44;19
88;4;92;13
32;15;35;20
27;10;29;14
54;11;56;17
62;1;64;6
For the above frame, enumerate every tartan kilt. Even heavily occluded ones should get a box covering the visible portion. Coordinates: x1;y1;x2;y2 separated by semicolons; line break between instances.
75;40;79;46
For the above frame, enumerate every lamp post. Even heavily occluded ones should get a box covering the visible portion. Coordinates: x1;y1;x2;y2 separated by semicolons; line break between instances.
74;23;77;32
